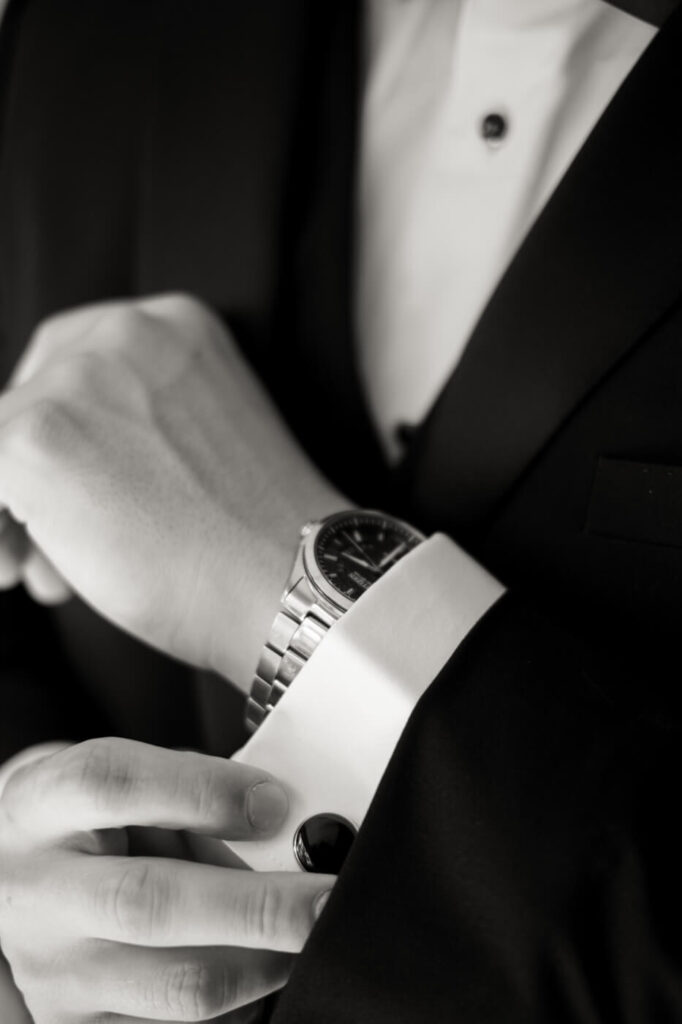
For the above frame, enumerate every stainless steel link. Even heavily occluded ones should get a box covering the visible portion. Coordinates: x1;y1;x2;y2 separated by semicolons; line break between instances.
245;575;336;733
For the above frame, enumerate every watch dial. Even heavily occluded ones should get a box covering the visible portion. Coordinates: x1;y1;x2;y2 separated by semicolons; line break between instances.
314;513;421;602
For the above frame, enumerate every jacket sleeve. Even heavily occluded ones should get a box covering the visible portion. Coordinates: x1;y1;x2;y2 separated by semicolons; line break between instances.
272;593;682;1023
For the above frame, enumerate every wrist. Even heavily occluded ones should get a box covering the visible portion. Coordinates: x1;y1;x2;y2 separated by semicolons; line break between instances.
207;483;348;695
242;507;427;735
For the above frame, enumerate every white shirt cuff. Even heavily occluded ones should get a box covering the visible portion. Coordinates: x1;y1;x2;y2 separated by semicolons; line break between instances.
229;533;505;870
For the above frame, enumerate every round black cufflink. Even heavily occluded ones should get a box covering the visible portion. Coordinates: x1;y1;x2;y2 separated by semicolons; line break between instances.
293;814;357;874
480;111;508;148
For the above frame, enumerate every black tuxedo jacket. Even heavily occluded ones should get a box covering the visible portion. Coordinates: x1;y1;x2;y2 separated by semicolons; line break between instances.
1;1;681;1021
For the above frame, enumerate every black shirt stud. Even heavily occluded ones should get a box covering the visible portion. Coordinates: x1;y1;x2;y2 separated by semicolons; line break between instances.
481;112;508;147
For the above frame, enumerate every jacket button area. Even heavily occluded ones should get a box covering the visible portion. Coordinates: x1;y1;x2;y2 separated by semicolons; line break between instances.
294;814;357;873
481;112;508;145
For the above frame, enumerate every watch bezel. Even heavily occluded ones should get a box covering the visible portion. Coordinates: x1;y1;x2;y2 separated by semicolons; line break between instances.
301;509;425;613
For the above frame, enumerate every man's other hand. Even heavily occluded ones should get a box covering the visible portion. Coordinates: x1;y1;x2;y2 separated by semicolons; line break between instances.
0;295;343;692
0;738;335;1023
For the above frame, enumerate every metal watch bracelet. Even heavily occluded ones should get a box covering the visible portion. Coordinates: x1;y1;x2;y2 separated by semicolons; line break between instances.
245;575;336;733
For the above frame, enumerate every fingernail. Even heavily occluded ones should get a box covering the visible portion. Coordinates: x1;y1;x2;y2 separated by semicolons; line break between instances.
246;781;289;833
314;889;333;919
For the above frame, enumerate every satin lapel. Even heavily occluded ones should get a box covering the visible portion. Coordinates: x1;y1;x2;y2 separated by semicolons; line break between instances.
406;5;682;539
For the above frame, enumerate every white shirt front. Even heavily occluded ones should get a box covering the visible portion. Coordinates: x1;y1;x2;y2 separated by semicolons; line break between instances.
357;0;656;459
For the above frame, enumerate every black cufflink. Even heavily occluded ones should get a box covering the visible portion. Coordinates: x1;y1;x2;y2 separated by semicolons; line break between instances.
293;814;357;873
481;112;508;147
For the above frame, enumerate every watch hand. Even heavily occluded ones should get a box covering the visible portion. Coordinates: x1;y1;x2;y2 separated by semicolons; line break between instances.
341;551;379;572
378;542;407;570
342;531;379;569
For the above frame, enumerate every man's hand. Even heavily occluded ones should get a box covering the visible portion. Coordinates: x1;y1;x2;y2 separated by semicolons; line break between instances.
0;295;344;691
0;738;335;1023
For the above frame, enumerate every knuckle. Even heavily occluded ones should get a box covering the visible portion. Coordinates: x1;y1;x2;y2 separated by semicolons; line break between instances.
13;396;76;458
0;759;45;829
163;291;205;320
58;350;107;391
241;880;283;946
97;861;170;942
52;738;135;812
0;947;64;1024
157;292;219;339
156;961;232;1021
27;316;59;360
8;945;48;991
184;766;233;830
102;304;144;337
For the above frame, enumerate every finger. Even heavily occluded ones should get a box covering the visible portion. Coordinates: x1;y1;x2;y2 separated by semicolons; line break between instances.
21;547;73;604
0;508;29;587
10;297;171;390
56;942;292;1021
0;738;289;841
10;302;126;386
0;741;72;799
26;854;334;953
90;1009;263;1024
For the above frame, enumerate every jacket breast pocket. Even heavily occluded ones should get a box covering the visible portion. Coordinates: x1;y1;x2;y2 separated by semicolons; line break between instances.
586;457;682;549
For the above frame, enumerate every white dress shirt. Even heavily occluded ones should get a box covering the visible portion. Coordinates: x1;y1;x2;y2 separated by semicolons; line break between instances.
235;0;657;869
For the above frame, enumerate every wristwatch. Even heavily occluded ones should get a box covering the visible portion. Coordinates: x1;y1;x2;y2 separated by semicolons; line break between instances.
245;509;425;732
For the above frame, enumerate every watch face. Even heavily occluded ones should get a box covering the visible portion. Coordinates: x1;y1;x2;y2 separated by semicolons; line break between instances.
314;513;421;603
